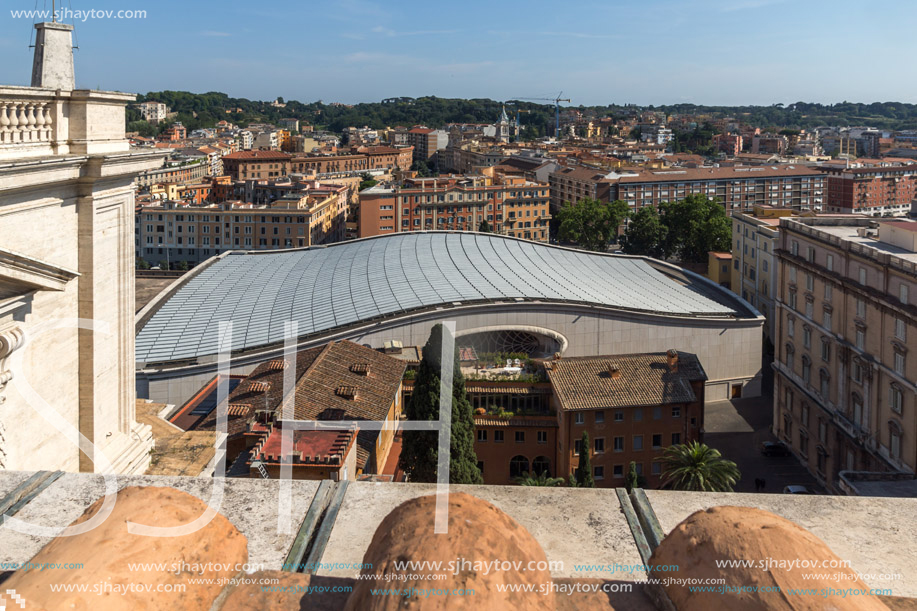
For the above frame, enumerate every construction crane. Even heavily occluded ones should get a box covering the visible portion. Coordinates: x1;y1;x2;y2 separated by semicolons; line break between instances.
514;92;571;139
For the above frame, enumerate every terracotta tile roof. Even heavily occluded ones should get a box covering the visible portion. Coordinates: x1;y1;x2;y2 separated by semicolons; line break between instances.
465;385;552;395
473;417;559;427
552;166;613;182
546;351;707;411
197;346;326;438
288;341;406;468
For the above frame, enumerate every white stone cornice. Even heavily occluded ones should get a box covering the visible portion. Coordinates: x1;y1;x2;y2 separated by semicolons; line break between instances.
0;323;26;404
0;247;79;292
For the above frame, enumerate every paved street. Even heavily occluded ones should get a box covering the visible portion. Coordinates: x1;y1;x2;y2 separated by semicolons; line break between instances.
703;395;824;494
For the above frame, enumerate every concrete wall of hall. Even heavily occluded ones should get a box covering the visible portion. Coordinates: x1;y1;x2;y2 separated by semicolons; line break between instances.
138;304;764;408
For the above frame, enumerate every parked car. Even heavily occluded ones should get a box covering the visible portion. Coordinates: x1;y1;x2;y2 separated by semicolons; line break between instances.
783;485;817;495
760;441;791;457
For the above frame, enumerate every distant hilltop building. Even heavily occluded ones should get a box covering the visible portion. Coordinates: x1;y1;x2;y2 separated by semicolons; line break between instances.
136;100;169;124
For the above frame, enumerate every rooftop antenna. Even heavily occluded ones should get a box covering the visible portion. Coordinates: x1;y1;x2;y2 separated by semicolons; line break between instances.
52;0;56;22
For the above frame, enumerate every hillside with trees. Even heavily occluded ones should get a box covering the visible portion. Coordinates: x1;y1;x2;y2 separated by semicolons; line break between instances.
127;91;917;137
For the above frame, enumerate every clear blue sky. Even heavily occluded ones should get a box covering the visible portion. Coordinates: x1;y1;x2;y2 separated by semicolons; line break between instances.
2;0;915;106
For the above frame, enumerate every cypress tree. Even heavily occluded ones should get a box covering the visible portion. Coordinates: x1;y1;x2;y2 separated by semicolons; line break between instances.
576;431;595;488
399;324;482;484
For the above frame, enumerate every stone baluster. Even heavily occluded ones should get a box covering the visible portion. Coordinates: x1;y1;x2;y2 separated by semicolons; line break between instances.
33;102;47;142
23;103;37;143
0;103;10;144
42;103;53;141
8;102;21;143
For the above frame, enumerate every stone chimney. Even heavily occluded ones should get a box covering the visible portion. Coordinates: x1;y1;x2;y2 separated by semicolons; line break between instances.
608;363;621;380
31;22;75;90
666;349;679;372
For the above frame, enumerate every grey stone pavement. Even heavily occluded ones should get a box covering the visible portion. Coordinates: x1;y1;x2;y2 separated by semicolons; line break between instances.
703;395;824;494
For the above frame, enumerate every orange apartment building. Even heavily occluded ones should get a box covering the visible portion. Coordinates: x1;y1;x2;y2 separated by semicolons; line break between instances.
358;174;551;242
222;150;293;180
546;351;706;488
291;146;413;174
822;164;917;216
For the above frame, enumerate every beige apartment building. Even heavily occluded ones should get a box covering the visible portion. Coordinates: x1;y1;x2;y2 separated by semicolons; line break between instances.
614;166;826;213
731;206;795;341
774;217;917;493
136;188;347;267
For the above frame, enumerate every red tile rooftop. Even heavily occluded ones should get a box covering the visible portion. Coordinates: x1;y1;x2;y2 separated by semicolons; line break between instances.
255;428;354;463
881;220;917;232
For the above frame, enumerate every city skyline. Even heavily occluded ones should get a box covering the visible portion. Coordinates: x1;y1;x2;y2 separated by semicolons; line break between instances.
2;0;917;106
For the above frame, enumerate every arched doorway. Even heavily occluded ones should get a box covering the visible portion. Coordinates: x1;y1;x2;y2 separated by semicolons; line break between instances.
509;455;530;479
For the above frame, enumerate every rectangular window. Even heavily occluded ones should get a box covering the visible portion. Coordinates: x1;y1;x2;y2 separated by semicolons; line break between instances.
890;386;903;414
593;466;604;480
823;310;832;331
652;434;662;449
806;273;814;291
614;410;624;422
900;284;909;305
634;408;643;422
788;317;795;337
633;435;644;451
537;431;547;444
574;438;582;456
595;411;605;424
895;352;905;376
477;430;487;442
613;464;624;478
651;462;662;476
826;254;834;272
672;406;681;418
672;433;681;445
574;413;584;425
653;406;662;420
895;318;906;341
856;298;865;318
856;329;865;351
494;430;504;443
594;438;605;453
515;431;525;443
824;283;832;301
859;267;867;285
613;437;624;452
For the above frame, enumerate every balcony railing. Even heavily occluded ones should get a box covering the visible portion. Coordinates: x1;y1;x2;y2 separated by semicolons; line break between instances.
0;85;134;161
0;100;53;145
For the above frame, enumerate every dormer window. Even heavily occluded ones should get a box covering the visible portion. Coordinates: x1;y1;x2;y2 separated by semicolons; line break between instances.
336;386;357;400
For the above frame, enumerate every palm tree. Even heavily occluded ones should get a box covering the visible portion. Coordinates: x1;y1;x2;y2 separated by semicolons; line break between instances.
514;470;564;487
658;441;740;492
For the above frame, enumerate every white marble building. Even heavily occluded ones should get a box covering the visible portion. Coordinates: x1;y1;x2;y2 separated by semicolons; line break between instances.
0;22;164;473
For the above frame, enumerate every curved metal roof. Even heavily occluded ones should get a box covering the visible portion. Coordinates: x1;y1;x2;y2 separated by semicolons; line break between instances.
135;233;739;363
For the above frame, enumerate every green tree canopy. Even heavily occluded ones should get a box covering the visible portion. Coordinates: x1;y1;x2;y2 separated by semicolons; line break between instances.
658;441;741;492
576;431;595;487
556;198;630;252
621;205;666;258
398;324;482;484
621;195;730;264
478;219;491;233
